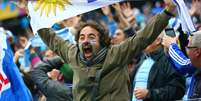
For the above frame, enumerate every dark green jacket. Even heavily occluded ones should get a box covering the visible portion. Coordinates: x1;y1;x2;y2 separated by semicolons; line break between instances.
38;11;170;101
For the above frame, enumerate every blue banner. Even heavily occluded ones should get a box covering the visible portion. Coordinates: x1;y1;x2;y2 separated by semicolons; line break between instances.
0;32;32;101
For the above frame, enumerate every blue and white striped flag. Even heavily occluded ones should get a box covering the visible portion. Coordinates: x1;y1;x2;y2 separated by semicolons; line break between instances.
173;0;196;34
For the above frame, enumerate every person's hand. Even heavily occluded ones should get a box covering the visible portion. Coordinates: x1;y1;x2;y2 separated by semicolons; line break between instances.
15;49;24;57
134;87;149;99
121;2;136;25
164;0;176;13
29;46;36;54
48;69;60;80
162;35;177;48
112;3;121;14
120;2;133;18
190;0;201;15
101;6;111;16
14;49;24;63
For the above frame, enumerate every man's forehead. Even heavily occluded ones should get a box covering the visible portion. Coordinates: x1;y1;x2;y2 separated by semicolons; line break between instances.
187;36;194;47
191;31;201;48
80;26;99;34
188;36;192;41
79;33;97;37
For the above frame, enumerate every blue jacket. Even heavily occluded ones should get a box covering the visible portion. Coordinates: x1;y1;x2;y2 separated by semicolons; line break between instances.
168;43;200;98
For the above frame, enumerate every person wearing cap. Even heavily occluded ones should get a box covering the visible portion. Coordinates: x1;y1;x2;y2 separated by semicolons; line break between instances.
162;31;201;99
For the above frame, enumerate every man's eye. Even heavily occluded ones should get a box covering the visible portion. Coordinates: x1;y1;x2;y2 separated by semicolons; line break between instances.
89;35;96;39
89;36;95;39
79;36;84;40
116;33;121;35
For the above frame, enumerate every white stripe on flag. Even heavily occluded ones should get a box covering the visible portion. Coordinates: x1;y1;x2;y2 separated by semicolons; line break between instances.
28;0;123;34
0;31;11;98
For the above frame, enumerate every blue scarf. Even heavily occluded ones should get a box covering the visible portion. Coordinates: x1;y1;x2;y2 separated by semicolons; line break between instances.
132;55;155;101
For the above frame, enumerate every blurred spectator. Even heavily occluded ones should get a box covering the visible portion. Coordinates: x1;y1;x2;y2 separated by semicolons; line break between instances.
162;31;201;99
29;47;74;100
130;34;185;101
151;1;163;15
100;5;118;37
30;56;73;101
14;34;30;71
120;2;136;27
110;14;137;73
43;49;56;61
190;0;201;24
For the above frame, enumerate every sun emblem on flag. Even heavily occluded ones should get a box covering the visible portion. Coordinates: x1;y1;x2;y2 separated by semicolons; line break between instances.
34;0;71;17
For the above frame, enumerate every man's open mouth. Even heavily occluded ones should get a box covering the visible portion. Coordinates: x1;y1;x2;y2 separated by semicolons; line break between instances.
83;45;93;54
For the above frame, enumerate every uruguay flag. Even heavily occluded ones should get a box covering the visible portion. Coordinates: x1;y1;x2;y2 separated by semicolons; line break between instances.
28;0;123;34
0;32;32;101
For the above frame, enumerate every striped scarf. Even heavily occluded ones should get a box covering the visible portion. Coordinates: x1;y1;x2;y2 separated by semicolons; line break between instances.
79;47;107;66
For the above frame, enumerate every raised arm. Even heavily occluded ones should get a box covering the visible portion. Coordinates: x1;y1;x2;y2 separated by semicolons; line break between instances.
37;28;76;63
108;10;171;65
168;43;195;75
162;35;195;75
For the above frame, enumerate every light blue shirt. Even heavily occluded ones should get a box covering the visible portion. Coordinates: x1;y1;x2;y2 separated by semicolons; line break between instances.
132;57;155;101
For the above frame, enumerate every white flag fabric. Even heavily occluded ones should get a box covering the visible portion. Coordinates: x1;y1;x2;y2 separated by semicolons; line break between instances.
173;0;196;34
28;0;122;34
169;18;181;31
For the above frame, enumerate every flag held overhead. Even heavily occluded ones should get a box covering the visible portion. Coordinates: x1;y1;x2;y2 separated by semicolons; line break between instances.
28;0;123;34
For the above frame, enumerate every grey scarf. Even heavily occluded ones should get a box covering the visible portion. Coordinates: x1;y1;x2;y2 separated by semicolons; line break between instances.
79;47;107;66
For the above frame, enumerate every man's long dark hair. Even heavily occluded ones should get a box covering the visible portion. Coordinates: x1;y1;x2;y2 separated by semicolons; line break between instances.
75;20;111;47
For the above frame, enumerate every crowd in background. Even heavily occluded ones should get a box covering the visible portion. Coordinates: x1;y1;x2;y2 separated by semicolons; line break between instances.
1;0;201;101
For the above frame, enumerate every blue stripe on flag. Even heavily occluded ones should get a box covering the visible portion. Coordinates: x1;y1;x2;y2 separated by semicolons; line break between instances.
172;18;177;28
173;0;196;34
88;0;97;3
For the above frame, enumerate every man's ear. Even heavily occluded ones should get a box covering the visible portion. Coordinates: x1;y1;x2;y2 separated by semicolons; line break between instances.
194;48;201;57
155;38;162;45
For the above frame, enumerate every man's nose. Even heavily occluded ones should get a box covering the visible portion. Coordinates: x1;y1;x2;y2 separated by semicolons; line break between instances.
82;38;89;43
82;39;90;45
112;35;117;39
